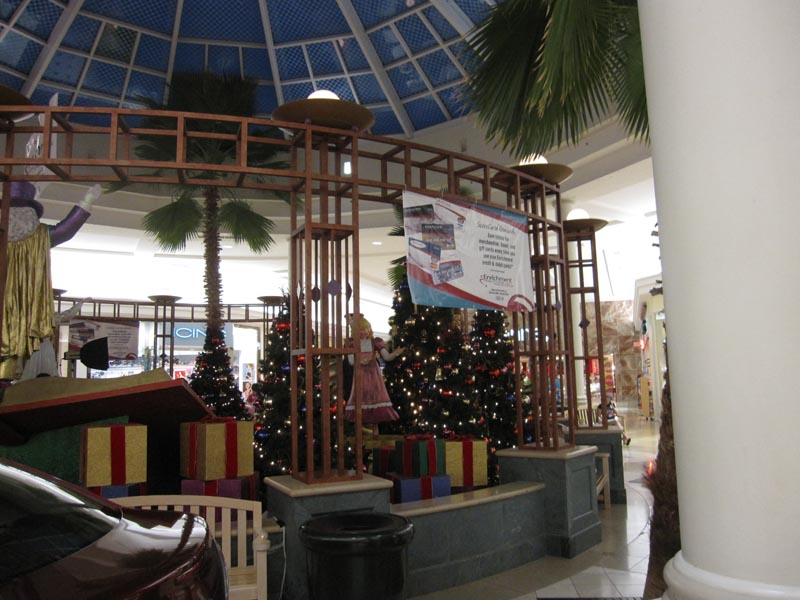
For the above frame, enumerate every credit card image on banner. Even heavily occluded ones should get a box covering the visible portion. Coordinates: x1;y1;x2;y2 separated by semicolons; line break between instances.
432;260;464;285
408;238;441;271
403;204;436;234
421;223;456;250
434;203;466;230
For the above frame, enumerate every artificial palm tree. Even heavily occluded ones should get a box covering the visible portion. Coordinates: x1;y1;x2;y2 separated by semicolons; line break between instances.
466;0;646;158
467;3;675;597
135;71;286;416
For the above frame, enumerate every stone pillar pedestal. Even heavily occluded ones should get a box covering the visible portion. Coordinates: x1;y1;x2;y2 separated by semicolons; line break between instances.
573;422;626;503
264;474;392;600
497;446;601;558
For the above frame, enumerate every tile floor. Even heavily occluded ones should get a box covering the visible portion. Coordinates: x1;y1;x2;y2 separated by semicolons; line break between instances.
412;407;660;599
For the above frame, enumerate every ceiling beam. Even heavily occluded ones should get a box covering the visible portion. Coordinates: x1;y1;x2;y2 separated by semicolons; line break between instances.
20;0;86;97
257;0;284;107
335;0;414;137
428;0;474;38
164;0;185;104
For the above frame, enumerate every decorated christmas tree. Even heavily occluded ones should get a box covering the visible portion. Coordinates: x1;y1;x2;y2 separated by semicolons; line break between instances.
382;271;475;438
189;326;247;418
468;309;518;484
251;300;296;477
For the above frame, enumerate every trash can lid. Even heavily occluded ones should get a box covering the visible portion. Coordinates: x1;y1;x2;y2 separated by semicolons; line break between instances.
299;512;414;554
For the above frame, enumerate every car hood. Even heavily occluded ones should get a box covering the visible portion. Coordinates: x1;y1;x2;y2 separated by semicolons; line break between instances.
0;508;214;599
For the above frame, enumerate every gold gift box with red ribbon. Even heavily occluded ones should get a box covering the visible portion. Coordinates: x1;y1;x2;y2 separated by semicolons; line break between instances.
180;419;253;481
444;438;488;487
81;423;147;487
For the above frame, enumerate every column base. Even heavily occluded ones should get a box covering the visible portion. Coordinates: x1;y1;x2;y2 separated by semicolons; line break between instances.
664;552;800;600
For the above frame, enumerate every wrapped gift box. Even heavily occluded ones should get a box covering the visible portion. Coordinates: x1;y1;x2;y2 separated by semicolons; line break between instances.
180;419;254;480
394;435;445;477
90;483;146;499
389;473;451;503
371;446;395;478
445;438;488;487
81;423;147;487
181;475;257;500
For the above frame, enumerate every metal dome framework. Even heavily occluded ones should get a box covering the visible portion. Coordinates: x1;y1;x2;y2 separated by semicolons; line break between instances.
0;0;492;137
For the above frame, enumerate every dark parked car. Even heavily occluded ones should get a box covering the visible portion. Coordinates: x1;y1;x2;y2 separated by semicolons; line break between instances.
0;459;227;599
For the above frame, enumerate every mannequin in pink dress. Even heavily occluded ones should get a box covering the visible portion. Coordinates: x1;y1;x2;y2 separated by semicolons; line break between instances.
344;314;404;438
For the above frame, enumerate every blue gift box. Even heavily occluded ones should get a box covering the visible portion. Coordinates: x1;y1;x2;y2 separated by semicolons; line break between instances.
389;473;451;503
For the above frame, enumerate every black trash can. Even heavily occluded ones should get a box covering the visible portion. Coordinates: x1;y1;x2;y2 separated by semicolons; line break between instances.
299;511;415;600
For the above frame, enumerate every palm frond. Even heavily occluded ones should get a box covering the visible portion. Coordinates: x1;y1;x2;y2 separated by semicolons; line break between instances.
466;0;647;157
606;3;649;142
530;0;616;144
466;0;548;156
218;199;276;253
387;261;407;290
142;192;203;252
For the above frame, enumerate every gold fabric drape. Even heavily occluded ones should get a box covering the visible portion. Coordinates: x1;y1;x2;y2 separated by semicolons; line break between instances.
1;224;54;379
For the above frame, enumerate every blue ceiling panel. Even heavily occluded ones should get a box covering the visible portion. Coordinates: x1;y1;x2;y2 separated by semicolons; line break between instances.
351;0;420;29
0;71;25;92
208;45;241;77
42;50;85;86
83;60;127;96
1;0;489;135
179;0;265;43
316;77;355;102
453;0;492;26
135;34;171;72
448;40;476;72
422;7;459;41
307;42;343;77
396;14;436;54
268;0;349;44
0;30;42;74
369;26;406;66
17;0;62;41
438;84;469;118
71;93;117;126
83;0;177;36
281;81;314;103
351;73;386;104
275;46;308;81
125;70;165;104
63;15;102;52
1;0;24;20
254;84;278;114
173;42;206;73
242;47;272;80
387;62;427;99
404;95;446;130
417;49;460;88
31;83;73;106
370;105;403;136
96;24;137;63
339;37;369;72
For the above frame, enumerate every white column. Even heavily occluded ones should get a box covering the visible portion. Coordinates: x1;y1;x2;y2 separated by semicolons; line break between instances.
639;2;800;598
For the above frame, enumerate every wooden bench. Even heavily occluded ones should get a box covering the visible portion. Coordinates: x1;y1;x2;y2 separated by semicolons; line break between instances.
595;452;611;509
115;495;268;600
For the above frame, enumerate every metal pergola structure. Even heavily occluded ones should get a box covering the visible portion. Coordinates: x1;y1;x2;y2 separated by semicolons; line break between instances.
0;104;600;484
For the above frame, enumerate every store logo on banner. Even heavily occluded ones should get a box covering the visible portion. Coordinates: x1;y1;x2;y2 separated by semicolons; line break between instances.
402;190;535;311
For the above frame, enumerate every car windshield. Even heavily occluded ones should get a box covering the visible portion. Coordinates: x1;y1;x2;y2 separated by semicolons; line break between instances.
0;462;120;583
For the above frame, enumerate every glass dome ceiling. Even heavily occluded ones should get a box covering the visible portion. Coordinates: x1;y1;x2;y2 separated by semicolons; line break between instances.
0;0;495;136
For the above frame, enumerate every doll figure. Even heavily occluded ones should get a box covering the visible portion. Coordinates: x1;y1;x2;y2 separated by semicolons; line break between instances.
344;314;404;437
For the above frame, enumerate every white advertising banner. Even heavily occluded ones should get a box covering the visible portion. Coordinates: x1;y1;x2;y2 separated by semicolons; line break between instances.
68;319;139;360
403;190;535;311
